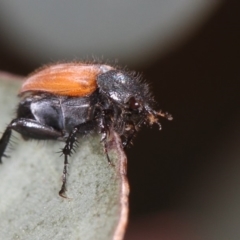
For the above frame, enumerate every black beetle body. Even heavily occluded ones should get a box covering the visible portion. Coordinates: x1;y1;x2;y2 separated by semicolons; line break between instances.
0;63;172;197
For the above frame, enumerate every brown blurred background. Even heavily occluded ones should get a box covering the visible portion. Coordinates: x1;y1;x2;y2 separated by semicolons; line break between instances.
0;0;239;239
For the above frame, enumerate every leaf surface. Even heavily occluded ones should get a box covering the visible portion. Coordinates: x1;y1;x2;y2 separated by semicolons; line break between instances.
0;72;129;240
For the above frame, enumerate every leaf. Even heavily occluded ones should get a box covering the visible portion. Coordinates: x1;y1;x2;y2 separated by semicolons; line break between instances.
0;72;129;240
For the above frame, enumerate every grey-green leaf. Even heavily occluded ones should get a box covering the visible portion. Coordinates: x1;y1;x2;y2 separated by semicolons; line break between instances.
0;72;129;240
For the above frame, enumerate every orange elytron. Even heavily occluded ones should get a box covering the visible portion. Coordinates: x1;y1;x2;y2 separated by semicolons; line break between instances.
20;63;112;97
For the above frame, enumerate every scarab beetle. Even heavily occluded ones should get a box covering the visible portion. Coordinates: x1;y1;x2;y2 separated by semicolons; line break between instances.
0;62;172;197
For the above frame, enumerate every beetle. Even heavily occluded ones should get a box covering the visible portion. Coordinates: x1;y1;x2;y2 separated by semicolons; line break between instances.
0;62;172;197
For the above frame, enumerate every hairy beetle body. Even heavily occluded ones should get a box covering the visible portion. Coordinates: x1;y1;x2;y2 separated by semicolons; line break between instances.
0;62;172;197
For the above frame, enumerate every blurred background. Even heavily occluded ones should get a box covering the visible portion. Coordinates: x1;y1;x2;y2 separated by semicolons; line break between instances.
0;0;239;239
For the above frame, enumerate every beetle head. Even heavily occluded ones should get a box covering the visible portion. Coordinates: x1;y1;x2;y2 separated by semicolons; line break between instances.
97;70;172;128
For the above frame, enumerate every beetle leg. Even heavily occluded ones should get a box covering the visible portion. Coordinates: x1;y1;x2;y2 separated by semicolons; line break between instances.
59;127;79;198
121;117;145;148
0;118;63;163
122;122;136;148
58;154;70;198
0;128;12;163
98;110;113;166
10;118;63;140
59;121;97;198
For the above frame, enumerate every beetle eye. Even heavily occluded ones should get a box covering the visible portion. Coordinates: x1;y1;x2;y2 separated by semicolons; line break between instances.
128;97;140;110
